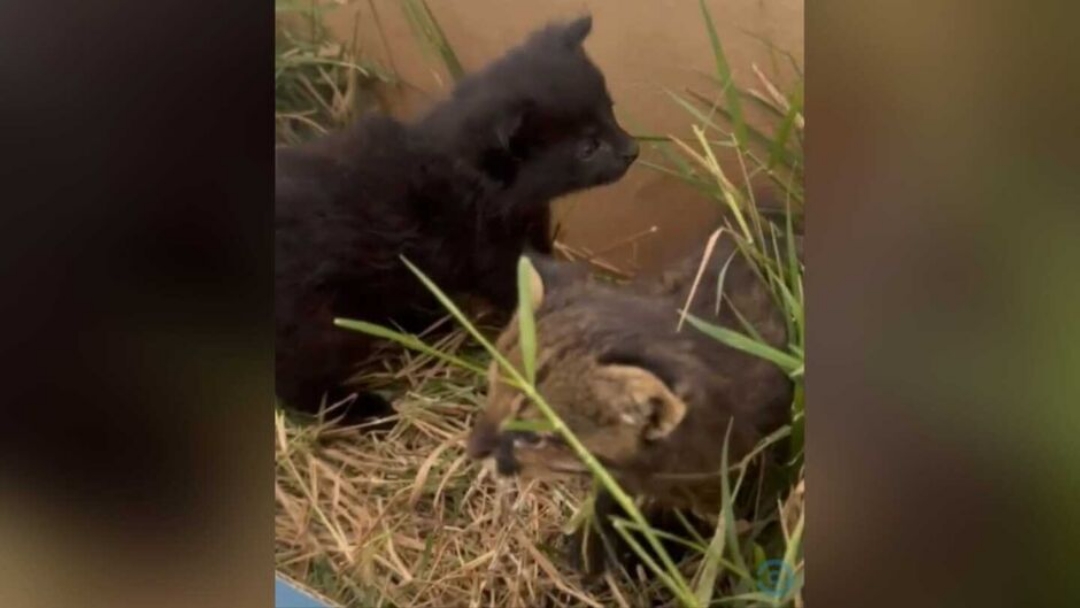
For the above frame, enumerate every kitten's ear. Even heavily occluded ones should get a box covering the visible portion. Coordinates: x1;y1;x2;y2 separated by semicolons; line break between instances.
494;99;535;152
596;363;688;440
560;15;593;48
520;253;590;310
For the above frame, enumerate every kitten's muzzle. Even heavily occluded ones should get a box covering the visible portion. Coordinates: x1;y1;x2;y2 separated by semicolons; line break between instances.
466;420;500;460
467;423;530;474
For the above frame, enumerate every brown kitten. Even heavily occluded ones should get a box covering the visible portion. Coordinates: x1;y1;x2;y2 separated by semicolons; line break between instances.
468;238;795;573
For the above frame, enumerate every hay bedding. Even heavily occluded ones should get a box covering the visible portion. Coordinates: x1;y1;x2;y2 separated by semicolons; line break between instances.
274;328;668;608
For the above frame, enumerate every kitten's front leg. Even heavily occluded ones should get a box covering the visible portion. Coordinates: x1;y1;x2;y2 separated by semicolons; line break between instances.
566;488;624;578
477;259;520;315
526;208;554;254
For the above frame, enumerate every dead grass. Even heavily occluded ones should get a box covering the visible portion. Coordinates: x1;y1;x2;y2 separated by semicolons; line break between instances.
275;331;643;607
276;319;804;607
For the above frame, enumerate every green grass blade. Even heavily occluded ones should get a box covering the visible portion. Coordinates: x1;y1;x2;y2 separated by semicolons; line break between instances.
401;0;464;82
694;483;728;603
418;0;463;81
516;256;538;384
788;382;805;467
674;509;710;549
699;0;748;149
665;88;725;132
783;198;804;345
723;299;766;344
500;418;556;433
333;318;488;377
768;86;803;170
638;160;718;195
632;134;676;142
684;314;801;374
712;248;738;314
737;86;788;120
398;257;510;373
685;88;798;170
734;26;804;80
611;519;698;606
734;425;792;477
708;591;800;605
720;434;752;584
697;421;748;603
783;507;804;567
613;518;710;556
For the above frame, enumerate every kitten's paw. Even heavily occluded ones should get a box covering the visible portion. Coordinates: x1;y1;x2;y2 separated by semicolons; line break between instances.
323;390;396;430
564;527;608;580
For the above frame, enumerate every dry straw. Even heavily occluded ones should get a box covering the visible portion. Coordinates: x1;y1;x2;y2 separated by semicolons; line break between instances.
275;332;673;607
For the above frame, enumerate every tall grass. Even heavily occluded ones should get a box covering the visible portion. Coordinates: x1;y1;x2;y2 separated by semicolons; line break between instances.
640;3;805;603
275;0;393;144
400;0;465;84
641;3;803;231
653;0;805;474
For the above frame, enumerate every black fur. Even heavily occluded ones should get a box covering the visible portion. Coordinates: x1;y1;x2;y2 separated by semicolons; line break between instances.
275;16;638;422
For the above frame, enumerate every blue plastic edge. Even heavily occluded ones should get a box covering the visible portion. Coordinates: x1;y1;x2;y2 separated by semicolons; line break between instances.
275;576;330;608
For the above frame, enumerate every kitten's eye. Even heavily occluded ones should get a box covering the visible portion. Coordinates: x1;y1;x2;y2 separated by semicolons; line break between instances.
577;137;600;160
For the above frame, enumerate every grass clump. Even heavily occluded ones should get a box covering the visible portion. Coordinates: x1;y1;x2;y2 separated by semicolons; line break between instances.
275;0;394;145
276;333;627;608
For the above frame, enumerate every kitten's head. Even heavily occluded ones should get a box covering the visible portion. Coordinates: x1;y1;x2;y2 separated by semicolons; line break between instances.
430;16;639;192
465;256;790;484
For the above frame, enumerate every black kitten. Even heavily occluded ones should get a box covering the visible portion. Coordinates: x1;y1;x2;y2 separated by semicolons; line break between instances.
275;16;638;423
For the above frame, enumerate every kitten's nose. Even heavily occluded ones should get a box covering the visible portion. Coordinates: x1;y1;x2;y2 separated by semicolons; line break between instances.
621;139;640;163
